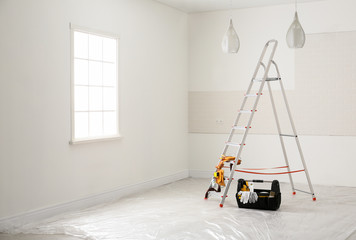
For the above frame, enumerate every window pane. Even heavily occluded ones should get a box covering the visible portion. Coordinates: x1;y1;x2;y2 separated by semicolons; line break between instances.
103;38;116;62
75;112;89;138
74;59;88;85
72;29;119;142
89;87;102;111
89;112;103;137
104;112;117;135
74;86;88;111
74;32;88;59
103;63;116;86
89;61;102;86
103;87;116;111
89;35;102;60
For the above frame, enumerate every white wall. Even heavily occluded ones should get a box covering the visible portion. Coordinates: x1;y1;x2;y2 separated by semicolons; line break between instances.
0;0;188;219
188;0;356;187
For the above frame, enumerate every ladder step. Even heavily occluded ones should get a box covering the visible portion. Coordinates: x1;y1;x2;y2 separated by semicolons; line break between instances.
253;77;281;82
232;126;245;130
232;126;251;130
280;134;297;137
225;142;245;147
239;110;257;114
244;93;262;97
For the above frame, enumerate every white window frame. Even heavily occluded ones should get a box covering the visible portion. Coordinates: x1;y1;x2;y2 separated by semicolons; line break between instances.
70;24;120;144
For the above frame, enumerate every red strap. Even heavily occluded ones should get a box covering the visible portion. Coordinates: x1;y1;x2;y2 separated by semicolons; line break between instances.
240;166;288;170
235;169;305;175
223;166;288;170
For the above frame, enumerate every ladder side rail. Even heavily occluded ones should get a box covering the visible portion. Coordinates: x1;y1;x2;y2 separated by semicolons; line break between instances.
271;61;299;135
220;40;279;207
209;42;271;197
279;79;316;199
266;80;296;193
221;42;272;156
208;65;260;197
272;61;316;200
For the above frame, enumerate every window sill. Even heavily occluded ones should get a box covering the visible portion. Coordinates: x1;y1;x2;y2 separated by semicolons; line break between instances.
69;135;122;145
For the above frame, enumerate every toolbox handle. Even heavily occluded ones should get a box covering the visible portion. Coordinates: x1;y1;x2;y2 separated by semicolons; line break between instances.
246;179;273;183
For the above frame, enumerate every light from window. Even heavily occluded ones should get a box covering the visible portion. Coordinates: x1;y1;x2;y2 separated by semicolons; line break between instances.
71;27;119;143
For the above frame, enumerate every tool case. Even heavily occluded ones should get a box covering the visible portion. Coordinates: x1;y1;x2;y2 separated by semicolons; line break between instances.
236;179;281;211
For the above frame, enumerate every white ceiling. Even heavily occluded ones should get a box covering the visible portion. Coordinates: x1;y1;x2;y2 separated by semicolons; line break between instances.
155;0;325;13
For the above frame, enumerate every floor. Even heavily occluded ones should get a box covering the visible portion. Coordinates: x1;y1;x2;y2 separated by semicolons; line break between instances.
2;178;356;240
0;234;81;240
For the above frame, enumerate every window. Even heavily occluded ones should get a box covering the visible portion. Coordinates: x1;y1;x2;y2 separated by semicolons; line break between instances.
70;26;119;144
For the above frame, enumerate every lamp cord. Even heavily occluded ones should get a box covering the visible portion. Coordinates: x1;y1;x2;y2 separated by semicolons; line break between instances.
295;0;297;12
229;0;232;19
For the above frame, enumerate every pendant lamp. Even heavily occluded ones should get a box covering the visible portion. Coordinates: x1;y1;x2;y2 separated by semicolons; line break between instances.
222;19;240;53
286;0;306;48
221;0;240;54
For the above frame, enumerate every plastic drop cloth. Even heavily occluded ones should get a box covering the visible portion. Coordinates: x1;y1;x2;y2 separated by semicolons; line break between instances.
5;178;356;240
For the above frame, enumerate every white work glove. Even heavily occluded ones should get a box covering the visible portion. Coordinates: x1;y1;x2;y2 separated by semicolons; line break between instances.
210;178;218;190
238;191;250;204
249;192;258;203
247;183;258;203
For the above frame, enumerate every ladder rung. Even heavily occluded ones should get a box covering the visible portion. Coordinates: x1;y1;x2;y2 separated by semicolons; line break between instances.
244;93;262;97
232;126;245;130
280;134;297;137
225;142;244;147
239;110;257;114
253;77;281;82
232;126;251;130
294;188;313;195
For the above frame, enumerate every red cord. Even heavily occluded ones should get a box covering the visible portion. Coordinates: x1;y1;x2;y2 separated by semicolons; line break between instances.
240;166;288;171
235;169;305;175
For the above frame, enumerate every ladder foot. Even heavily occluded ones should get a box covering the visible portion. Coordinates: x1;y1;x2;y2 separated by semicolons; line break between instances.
293;191;296;195
313;197;316;201
219;204;223;208
204;197;208;200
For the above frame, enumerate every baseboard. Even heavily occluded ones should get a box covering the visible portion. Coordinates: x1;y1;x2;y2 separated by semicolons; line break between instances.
189;169;212;178
0;170;189;232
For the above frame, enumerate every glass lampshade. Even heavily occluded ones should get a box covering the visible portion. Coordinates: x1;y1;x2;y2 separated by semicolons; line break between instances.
222;19;240;54
286;12;306;48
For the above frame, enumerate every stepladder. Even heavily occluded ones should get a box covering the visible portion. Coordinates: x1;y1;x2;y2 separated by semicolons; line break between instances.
204;40;316;207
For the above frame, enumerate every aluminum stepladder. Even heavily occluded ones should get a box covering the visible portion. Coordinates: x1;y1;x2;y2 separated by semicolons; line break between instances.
205;39;316;208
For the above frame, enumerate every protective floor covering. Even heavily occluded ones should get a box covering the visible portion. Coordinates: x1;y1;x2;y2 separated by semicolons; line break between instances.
6;178;356;240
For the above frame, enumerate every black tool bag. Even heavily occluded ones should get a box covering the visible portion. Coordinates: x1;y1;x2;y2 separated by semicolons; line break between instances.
235;179;281;211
